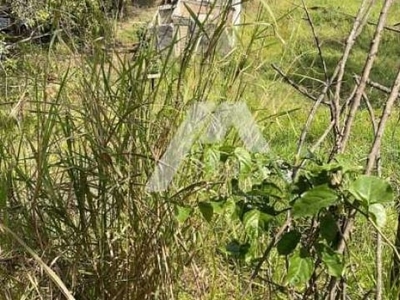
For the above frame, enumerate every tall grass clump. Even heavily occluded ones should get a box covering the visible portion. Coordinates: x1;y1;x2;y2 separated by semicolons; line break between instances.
0;43;182;299
0;1;290;299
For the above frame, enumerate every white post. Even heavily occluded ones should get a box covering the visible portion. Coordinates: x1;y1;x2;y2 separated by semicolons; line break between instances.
231;0;241;47
232;0;241;26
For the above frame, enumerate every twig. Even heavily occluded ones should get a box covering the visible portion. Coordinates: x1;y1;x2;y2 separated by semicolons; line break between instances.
292;85;357;179
365;67;400;173
4;31;52;51
354;74;400;98
311;84;357;154
306;5;400;34
241;217;292;297
271;63;329;106
343;10;400;34
364;74;383;300
354;76;377;132
376;175;383;300
301;0;328;83
370;215;400;262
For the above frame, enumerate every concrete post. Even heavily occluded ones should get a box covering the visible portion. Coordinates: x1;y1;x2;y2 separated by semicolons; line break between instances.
231;0;241;46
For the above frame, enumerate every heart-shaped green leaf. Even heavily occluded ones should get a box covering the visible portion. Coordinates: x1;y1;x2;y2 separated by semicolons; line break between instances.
175;205;192;224
198;202;213;223
319;213;338;243
277;231;301;256
285;252;313;286
320;247;344;277
243;209;272;238
369;203;387;228
292;185;338;218
348;175;394;206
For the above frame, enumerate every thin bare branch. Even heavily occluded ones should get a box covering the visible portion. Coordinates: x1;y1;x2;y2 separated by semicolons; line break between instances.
334;0;394;157
301;0;329;82
271;63;329;105
332;0;376;141
354;76;377;132
366;67;400;173
354;74;400;98
241;217;292;297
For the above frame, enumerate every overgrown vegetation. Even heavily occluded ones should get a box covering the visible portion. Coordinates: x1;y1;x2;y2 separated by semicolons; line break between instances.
1;0;400;299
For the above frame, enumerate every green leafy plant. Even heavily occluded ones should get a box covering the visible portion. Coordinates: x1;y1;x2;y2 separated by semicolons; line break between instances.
195;147;394;296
